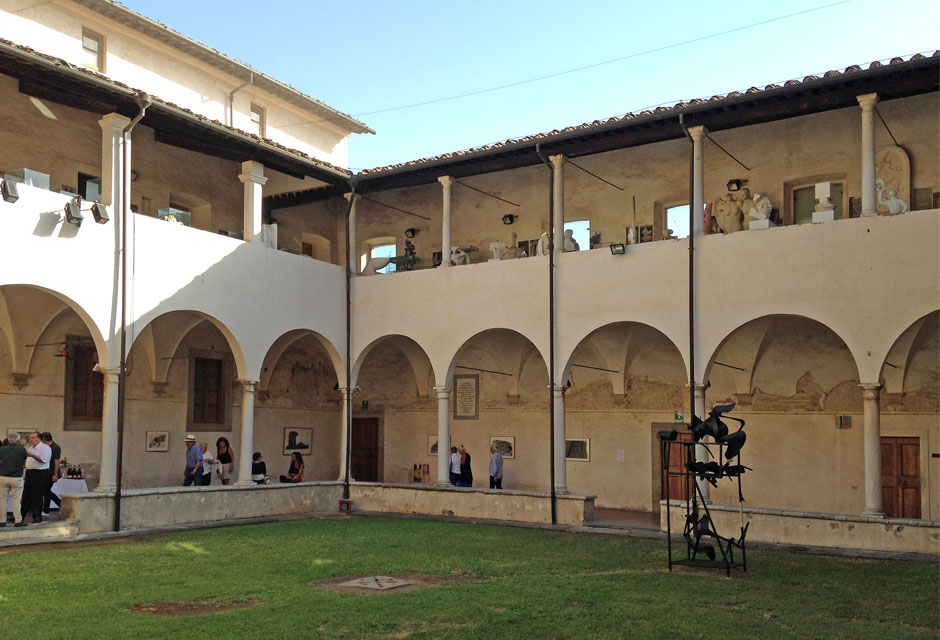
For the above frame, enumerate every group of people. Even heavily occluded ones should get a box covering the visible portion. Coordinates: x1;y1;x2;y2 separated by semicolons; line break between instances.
0;431;62;527
183;435;304;486
448;444;504;489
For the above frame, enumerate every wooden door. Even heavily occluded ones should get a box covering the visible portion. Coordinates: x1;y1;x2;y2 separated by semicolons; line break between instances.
881;436;921;519
663;433;693;501
351;418;379;482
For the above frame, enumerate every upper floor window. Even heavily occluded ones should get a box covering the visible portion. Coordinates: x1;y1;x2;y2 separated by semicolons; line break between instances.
793;182;843;225
564;220;589;251
82;28;105;72
250;104;266;137
665;204;690;239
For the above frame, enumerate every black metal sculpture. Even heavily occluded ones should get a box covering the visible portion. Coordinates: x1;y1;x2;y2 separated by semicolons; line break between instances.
660;402;749;576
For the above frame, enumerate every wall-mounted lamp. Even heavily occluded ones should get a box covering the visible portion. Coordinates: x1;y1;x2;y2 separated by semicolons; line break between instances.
1;179;19;203
55;344;70;359
64;198;83;226
726;179;743;192
130;171;140;182
501;214;516;225
609;243;626;255
404;227;418;238
91;203;109;224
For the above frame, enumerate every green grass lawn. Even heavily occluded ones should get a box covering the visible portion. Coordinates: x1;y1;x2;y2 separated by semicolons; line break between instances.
0;516;936;639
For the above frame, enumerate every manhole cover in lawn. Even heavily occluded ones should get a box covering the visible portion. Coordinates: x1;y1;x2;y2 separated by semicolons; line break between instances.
340;575;411;590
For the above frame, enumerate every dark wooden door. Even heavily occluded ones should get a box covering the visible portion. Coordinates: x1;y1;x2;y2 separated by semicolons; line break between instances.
881;436;921;519
663;433;693;501
351;418;379;482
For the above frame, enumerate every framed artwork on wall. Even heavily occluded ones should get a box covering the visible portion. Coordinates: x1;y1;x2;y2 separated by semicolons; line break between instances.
565;438;590;461
146;431;169;452
428;434;440;457
490;436;515;460
283;428;312;456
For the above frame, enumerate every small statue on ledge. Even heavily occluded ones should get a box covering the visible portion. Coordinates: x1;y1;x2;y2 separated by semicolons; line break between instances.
877;180;908;214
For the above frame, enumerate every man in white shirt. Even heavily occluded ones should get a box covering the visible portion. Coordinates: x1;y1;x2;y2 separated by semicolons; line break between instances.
21;431;50;524
449;447;461;486
199;442;215;486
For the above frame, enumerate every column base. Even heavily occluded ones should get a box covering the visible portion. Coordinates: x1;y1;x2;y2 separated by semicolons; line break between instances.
863;508;885;518
233;480;255;487
434;482;452;489
554;488;569;496
93;486;115;494
861;210;879;217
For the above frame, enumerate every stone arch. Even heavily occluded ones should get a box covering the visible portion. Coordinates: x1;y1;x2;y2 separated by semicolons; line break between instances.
881;311;939;408
351;334;434;397
445;328;548;400
0;284;109;373
258;328;343;393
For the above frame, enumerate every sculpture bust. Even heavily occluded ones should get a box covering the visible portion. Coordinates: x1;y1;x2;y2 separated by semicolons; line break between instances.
563;228;580;251
747;192;772;221
712;188;750;233
502;232;527;259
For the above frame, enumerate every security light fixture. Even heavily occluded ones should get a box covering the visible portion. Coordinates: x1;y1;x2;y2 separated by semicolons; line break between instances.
91;202;109;224
64;199;83;226
404;228;417;238
727;179;743;192
1;179;19;203
501;214;516;225
609;243;626;255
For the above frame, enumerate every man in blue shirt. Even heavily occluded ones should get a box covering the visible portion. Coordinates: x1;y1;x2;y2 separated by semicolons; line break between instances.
183;434;203;486
489;444;504;489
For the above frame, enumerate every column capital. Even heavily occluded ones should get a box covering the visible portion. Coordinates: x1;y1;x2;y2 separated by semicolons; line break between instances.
859;383;882;400
238;161;268;186
685;382;708;392
859;382;882;390
93;365;121;383
237;379;259;391
551;384;567;395
856;93;879;111
438;175;454;188
433;386;451;398
687;125;708;142
98;112;132;134
549;154;566;169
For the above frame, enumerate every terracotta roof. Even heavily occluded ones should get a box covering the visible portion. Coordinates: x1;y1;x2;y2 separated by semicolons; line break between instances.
71;0;373;135
0;37;352;180
358;51;939;176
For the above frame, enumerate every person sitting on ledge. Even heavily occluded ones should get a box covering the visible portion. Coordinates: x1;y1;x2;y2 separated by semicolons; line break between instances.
251;452;267;484
280;452;304;483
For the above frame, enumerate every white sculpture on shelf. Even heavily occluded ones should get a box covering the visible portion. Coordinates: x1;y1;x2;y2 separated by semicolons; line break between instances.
876;180;909;214
363;257;392;276
563;228;580;251
535;232;549;256
627;227;637;245
812;182;836;223
747;192;772;221
451;247;470;265
489;241;506;261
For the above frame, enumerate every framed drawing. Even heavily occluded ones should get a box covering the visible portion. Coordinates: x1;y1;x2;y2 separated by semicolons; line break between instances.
453;374;479;420
565;438;590;461
428;434;440;457
6;427;27;442
283;428;312;456
490;436;515;460
146;431;169;452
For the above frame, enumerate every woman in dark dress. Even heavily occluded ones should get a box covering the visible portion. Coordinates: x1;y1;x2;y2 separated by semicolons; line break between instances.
251;452;267;484
458;445;472;487
216;437;235;485
280;452;304;483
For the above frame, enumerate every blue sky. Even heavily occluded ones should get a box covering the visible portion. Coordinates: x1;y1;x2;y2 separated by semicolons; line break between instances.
118;0;938;171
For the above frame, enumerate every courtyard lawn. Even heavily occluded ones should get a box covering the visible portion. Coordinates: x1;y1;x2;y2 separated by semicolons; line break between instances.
0;517;936;639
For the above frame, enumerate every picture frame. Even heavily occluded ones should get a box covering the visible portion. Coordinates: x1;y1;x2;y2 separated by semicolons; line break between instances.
6;427;27;442
146;431;169;453
565;438;590;461
428;434;440;457
283;428;312;456
490;436;515;460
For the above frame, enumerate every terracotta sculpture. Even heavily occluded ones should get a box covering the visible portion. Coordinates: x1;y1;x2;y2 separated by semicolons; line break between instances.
502;232;527;259
712;188;750;233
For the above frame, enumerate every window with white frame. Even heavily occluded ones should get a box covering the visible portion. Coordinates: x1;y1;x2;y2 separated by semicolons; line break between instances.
250;104;266;137
82;28;104;71
665;204;690;239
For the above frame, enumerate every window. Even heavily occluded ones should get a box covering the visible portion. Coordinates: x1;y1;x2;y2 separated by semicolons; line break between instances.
78;173;101;202
793;183;843;224
370;244;396;273
64;336;103;431
82;28;104;72
665;204;690;239
186;350;232;431
249;104;265;137
361;238;397;273
564;220;589;251
193;358;224;423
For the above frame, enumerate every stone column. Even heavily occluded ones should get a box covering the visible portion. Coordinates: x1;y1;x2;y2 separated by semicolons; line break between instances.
234;379;258;485
434;386;451;486
98;113;131;210
552;384;568;494
345;193;358;274
438;176;453;267
857;93;879;217
337;387;351;480
238;161;267;242
688;126;707;234
549;155;566;256
861;383;884;516
94;367;121;493
691;383;710;502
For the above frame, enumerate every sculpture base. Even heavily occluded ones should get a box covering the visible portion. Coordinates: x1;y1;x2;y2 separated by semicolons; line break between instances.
812;210;836;223
748;219;777;230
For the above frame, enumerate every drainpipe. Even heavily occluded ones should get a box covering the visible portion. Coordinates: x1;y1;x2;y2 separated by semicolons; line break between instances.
678;115;696;426
228;74;254;127
342;178;357;500
114;92;152;533
535;143;557;526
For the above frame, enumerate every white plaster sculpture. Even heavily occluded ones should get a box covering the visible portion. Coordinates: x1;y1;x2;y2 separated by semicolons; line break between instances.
814;182;836;212
747;192;772;221
489;241;506;261
535;232;549;256
501;232;527;259
627;227;637;245
662;228;675;240
876;180;909;214
451;247;470;265
875;146;911;214
563;229;580;251
363;256;392;275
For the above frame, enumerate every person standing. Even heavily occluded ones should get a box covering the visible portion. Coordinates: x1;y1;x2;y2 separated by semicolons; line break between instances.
21;431;50;523
0;432;28;527
215;437;234;485
199;442;215;486
458;445;473;488
41;432;61;513
449;447;460;486
489;444;503;489
183;434;202;486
